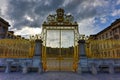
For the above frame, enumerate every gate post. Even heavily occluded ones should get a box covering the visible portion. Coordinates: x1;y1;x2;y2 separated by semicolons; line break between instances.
33;39;43;73
77;40;88;73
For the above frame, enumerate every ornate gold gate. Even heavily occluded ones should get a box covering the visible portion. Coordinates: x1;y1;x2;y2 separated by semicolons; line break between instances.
41;8;79;72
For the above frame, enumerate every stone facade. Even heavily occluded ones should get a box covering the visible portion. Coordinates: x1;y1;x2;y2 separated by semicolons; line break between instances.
0;17;23;39
90;18;120;40
87;18;120;74
0;17;10;39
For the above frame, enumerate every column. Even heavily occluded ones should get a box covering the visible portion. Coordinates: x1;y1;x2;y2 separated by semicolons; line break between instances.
77;61;82;74
16;64;20;72
34;39;43;56
5;61;11;73
22;66;28;74
22;62;28;74
78;40;86;56
34;39;43;73
38;62;43;73
109;64;114;74
77;40;87;73
91;64;97;75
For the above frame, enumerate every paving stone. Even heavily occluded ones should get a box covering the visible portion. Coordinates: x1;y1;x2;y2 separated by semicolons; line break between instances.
0;72;120;80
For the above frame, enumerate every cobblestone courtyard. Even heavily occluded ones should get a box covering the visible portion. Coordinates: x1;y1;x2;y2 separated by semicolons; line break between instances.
0;72;120;80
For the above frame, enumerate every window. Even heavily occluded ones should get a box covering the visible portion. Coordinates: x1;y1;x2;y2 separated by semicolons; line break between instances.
114;28;117;33
110;31;112;36
119;27;120;34
99;36;101;39
106;33;108;38
102;35;104;39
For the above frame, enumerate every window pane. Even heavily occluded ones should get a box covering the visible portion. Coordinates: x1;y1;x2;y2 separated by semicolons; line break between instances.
61;30;74;48
46;30;60;48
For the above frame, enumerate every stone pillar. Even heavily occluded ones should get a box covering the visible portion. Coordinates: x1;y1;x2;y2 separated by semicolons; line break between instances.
16;64;20;72
109;64;114;74
78;40;86;56
5;62;11;73
77;63;82;74
38;61;43;73
34;39;43;56
78;40;88;73
22;62;28;74
33;39;43;73
22;66;28;74
91;64;97;75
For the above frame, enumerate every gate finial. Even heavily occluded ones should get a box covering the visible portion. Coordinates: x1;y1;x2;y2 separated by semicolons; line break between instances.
56;8;64;22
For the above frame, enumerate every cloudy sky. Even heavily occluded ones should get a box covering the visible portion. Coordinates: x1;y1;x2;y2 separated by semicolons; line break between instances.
0;0;120;36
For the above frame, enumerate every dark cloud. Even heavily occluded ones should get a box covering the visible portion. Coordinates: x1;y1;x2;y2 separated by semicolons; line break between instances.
6;0;111;30
63;0;84;12
34;0;64;16
6;0;64;29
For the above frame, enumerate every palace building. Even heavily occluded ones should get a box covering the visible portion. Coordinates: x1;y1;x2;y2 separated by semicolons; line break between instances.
90;18;120;40
0;17;23;39
0;17;10;39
